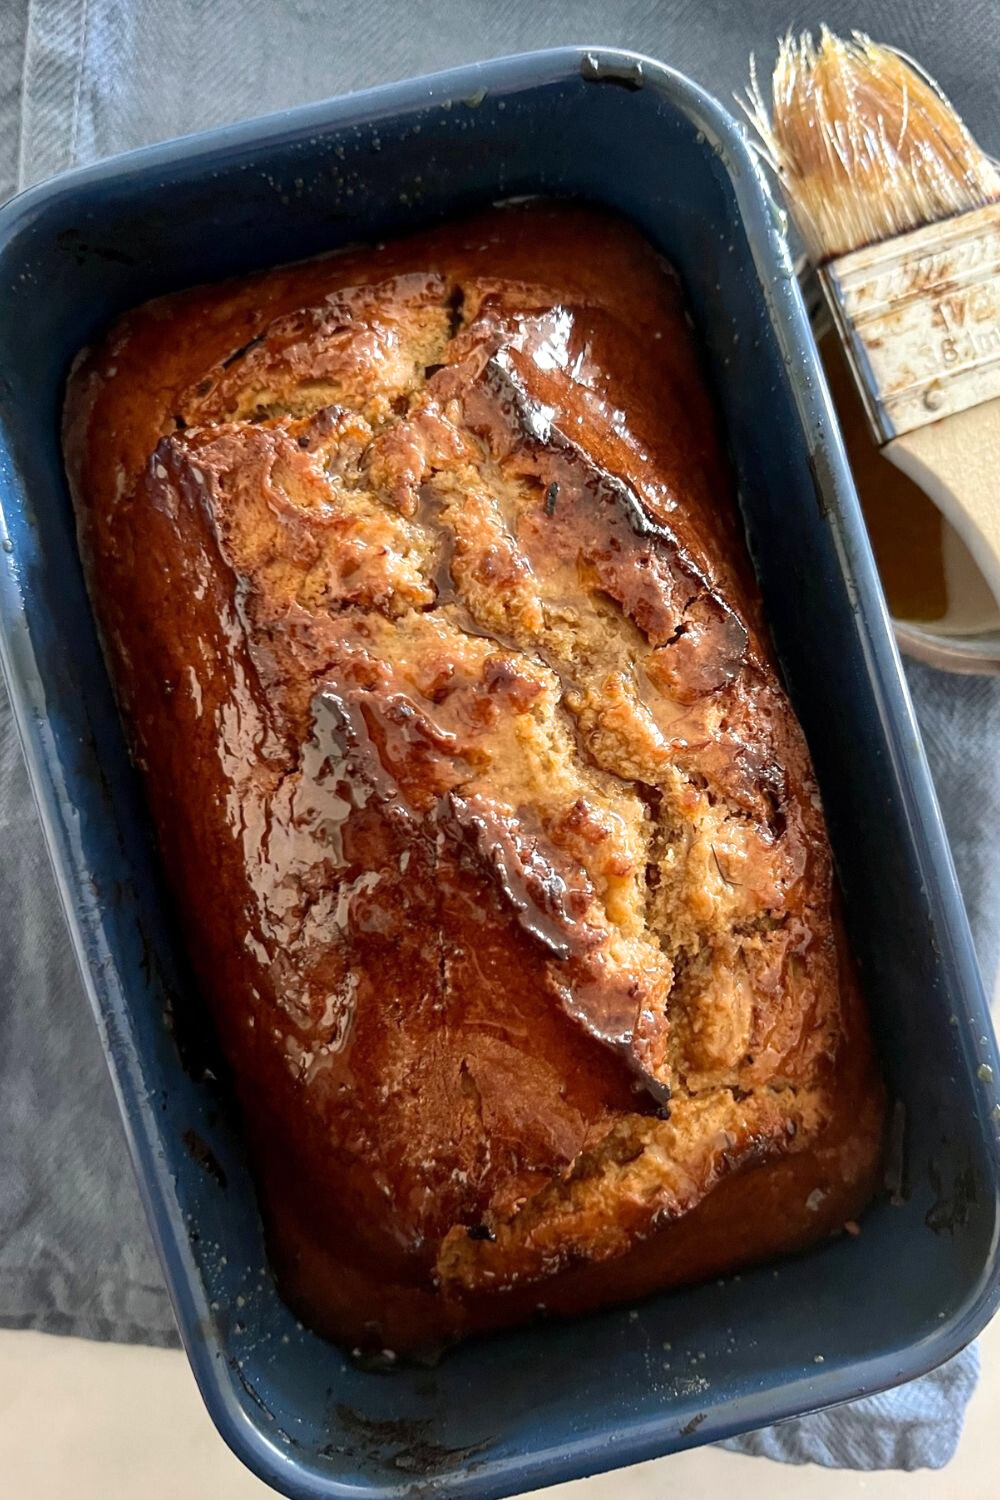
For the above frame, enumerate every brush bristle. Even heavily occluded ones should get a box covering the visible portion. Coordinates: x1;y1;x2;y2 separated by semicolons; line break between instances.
741;27;1000;261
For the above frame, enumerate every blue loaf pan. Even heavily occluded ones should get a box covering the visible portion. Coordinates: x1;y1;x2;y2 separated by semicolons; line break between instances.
1;44;999;1500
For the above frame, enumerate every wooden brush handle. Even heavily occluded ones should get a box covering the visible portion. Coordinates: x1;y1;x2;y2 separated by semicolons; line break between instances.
886;397;1000;626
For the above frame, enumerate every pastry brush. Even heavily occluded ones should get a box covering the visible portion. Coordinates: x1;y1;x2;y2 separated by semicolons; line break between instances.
743;27;1000;634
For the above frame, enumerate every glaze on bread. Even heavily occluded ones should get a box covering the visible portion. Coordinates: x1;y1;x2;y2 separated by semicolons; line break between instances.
64;203;884;1352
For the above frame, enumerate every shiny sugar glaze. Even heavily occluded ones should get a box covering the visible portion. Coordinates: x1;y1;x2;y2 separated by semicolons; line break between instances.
64;202;884;1353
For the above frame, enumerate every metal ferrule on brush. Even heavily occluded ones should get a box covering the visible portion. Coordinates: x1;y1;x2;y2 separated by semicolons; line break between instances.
819;202;1000;445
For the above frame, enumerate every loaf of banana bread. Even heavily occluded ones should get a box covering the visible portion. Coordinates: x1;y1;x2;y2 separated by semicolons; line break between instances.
64;201;884;1352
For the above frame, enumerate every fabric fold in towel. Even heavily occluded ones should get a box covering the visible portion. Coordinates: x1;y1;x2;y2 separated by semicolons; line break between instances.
723;1345;981;1468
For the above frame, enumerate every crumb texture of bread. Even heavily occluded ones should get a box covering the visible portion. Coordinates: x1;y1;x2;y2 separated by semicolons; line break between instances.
64;202;884;1351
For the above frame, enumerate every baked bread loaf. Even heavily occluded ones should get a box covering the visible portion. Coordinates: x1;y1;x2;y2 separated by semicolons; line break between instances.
65;202;884;1352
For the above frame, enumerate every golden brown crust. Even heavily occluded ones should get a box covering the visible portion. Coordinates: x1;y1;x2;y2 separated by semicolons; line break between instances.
64;202;884;1352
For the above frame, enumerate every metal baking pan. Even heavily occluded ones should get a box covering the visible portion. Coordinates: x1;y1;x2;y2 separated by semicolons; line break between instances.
0;46;998;1500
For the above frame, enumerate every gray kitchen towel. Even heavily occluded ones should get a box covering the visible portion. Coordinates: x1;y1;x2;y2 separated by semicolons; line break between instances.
725;1340;983;1470
1;0;998;1471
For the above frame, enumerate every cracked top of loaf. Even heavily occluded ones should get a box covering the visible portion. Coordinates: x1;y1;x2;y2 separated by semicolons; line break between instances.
65;201;883;1352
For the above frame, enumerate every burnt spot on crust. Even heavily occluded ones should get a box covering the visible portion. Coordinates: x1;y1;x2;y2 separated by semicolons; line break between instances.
221;332;267;368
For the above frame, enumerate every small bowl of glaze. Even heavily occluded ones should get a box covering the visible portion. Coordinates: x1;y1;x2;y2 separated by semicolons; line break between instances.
799;264;1000;674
